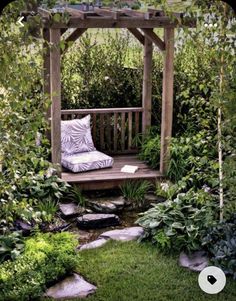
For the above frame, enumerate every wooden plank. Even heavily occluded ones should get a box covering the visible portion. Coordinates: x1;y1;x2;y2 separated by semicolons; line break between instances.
100;114;105;150
94;8;121;20
160;27;174;174
61;107;143;115
135;111;140;137
43;28;51;141
127;28;144;45
92;113;96;141
128;112;132;149
113;113;118;152
141;28;165;51
65;7;88;19
50;28;61;171
122;9;150;19
121;112;126;151
106;113;112;151
142;37;153;134
42;17;196;29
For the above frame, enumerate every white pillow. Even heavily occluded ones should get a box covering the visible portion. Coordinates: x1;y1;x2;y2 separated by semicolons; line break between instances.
61;114;96;155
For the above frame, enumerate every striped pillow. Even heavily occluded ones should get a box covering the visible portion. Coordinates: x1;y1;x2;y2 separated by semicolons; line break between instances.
61;115;96;155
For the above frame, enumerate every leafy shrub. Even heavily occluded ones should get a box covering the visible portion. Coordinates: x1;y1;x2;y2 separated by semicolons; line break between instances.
120;180;152;208
167;131;218;186
0;232;79;300
0;231;24;263
0;172;69;228
137;190;217;253
137;127;161;169
202;214;236;279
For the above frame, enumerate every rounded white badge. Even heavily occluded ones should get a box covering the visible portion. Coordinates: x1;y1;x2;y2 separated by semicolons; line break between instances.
198;266;226;294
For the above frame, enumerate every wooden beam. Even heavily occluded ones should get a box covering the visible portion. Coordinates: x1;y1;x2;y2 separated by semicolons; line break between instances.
65;28;87;43
42;16;196;29
43;28;51;141
160;27;174;175
127;28;144;45
94;8;121;20
142;37;153;134
141;28;165;51
50;28;61;171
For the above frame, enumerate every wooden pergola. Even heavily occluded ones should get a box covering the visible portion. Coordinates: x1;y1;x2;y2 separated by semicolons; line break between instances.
39;7;195;190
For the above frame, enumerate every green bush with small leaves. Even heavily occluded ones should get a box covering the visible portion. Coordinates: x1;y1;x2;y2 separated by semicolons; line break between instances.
0;232;79;301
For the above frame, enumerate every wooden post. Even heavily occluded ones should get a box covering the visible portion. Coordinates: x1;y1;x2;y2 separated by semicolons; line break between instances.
43;29;51;141
160;27;174;174
142;36;153;134
50;28;61;171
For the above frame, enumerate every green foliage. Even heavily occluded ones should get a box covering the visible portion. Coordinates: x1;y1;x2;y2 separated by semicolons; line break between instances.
137;189;217;253
62;31;143;109
0;231;25;263
36;199;58;223
63;185;86;207
0;232;79;301
120;180;152;208
0;172;69;229
202;213;236;279
138;127;161;169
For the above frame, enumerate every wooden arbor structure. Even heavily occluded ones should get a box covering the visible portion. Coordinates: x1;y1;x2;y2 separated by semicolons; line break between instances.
40;7;195;190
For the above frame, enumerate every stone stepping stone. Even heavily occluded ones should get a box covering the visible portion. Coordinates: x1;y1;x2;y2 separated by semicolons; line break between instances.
44;273;96;299
77;213;120;229
100;226;144;241
79;238;108;251
88;196;125;213
179;250;208;272
59;202;85;218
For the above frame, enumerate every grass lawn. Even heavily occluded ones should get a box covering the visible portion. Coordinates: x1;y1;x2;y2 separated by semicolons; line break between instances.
77;241;236;301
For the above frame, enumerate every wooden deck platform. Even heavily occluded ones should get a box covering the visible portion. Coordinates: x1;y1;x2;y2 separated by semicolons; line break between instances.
61;155;163;190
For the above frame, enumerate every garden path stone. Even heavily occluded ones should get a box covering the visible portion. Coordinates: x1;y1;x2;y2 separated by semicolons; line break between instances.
59;202;84;217
179;251;208;272
79;238;108;251
44;273;96;299
14;220;33;235
100;226;144;241
77;213;120;229
88;196;125;213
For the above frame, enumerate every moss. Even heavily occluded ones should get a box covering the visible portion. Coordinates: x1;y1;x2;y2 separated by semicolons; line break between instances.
0;232;79;301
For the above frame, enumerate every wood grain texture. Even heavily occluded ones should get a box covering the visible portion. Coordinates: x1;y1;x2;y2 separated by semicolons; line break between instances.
141;28;165;51
50;28;61;170
160;27;174;174
142;37;153;134
127;28;145;45
61;155;163;190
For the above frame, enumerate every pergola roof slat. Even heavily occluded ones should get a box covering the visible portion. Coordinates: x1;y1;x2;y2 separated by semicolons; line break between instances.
38;7;196;29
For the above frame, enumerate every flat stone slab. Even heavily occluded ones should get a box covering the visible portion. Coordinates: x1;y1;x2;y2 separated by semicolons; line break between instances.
179;251;208;272
77;213;120;230
100;227;144;241
88;196;125;213
79;238;108;251
44;273;97;299
59;202;81;217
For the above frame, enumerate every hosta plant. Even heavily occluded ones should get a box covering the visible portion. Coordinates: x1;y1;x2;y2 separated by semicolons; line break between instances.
136;189;217;253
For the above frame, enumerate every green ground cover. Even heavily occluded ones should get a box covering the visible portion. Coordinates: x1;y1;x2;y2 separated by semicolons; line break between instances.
76;241;236;301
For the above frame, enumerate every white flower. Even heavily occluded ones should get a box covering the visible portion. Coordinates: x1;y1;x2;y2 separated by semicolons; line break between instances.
160;182;169;192
104;76;110;81
202;184;211;193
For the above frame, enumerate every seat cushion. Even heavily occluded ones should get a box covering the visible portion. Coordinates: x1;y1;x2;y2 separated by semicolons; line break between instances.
62;151;114;173
61;115;96;155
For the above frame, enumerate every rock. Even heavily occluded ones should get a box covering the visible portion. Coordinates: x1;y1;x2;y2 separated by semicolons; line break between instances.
14;220;33;236
179;251;208;272
44;273;96;299
59;202;83;217
100;226;144;241
79;238;108;251
88;196;125;213
77;213;120;229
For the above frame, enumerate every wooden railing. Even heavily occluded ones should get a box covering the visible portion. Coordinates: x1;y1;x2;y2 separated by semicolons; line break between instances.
61;107;143;154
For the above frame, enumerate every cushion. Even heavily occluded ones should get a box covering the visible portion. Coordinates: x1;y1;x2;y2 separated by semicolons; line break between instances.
61;115;96;155
62;151;114;173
